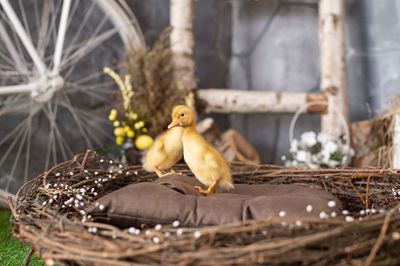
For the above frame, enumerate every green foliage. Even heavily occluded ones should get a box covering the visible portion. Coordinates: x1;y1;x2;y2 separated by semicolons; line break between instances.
0;208;44;266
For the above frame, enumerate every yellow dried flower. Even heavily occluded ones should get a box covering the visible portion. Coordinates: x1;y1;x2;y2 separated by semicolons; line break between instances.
116;136;124;146
108;109;117;121
110;109;117;116
113;120;120;127
129;112;138;120
127;130;135;138
114;127;126;137
134;121;145;130
142;127;148;133
104;67;134;111
135;135;153;150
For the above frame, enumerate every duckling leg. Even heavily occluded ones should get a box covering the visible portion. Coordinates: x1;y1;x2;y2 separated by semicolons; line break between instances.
153;165;167;178
195;180;219;195
168;168;183;175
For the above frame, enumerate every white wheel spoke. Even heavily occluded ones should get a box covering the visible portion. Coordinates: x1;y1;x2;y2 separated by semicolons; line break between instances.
65;81;110;100
0;116;30;149
9;114;30;184
52;0;71;74
36;0;51;58
23;110;32;183
60;27;117;72
54;122;74;162
0;21;25;71
17;0;32;44
62;1;96;62
0;0;47;74
0;116;29;170
75;106;111;137
59;93;93;148
42;102;58;170
0;79;40;95
0;97;31;116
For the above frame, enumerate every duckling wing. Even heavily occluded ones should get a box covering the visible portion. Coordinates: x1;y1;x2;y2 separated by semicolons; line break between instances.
204;152;219;168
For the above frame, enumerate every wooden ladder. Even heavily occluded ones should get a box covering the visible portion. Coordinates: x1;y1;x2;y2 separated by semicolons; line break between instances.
170;0;349;137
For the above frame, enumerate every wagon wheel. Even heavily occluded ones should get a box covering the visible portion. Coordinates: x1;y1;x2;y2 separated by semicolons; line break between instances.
0;0;145;207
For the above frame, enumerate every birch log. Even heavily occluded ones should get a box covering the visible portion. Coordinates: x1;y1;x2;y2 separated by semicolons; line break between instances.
393;112;400;169
197;89;327;114
170;0;197;92
319;0;349;135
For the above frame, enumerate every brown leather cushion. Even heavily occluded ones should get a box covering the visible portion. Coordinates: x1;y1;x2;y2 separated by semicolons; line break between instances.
88;175;342;228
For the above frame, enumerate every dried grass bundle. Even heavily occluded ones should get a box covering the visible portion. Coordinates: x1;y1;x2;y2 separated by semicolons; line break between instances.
9;151;400;265
124;28;187;137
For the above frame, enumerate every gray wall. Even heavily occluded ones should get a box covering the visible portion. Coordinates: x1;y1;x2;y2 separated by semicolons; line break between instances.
129;0;400;164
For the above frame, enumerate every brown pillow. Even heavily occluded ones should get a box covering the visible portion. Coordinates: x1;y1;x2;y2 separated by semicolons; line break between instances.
88;175;342;228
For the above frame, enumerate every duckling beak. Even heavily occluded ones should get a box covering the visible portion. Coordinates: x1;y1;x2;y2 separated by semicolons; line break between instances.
168;120;180;129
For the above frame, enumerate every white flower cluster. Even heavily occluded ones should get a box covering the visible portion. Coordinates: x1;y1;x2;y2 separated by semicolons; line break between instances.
392;188;400;199
282;131;355;169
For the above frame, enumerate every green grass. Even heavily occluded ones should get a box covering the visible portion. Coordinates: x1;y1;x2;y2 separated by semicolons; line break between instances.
0;208;44;266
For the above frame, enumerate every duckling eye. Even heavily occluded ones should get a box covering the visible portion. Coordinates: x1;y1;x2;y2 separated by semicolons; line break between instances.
180;113;185;117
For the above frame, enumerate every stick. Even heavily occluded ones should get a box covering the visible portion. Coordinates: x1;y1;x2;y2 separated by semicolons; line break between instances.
365;175;371;210
365;211;393;266
348;180;366;205
7;196;16;218
23;248;34;266
79;149;92;174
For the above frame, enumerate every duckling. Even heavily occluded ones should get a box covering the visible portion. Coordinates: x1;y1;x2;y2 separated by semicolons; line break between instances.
143;107;184;178
168;105;234;194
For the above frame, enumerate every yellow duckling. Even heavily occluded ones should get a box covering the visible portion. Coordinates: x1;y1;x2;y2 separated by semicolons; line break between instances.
143;107;184;177
168;105;234;194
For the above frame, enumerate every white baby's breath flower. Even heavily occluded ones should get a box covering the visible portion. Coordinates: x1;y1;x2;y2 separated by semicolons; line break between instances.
296;151;307;162
317;132;329;144
328;160;339;168
172;220;180;227
328;201;336;207
319;211;328;219
325;141;338;154
155;224;162;231
301;131;317;147
194;231;201;238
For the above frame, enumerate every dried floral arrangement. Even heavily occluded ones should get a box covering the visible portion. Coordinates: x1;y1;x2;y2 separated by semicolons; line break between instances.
282;131;355;169
8;151;400;265
104;67;153;151
123;28;189;138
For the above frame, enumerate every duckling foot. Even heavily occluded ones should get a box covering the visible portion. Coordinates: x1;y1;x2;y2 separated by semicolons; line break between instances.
194;186;213;195
194;180;218;195
168;168;183;175
153;166;167;178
